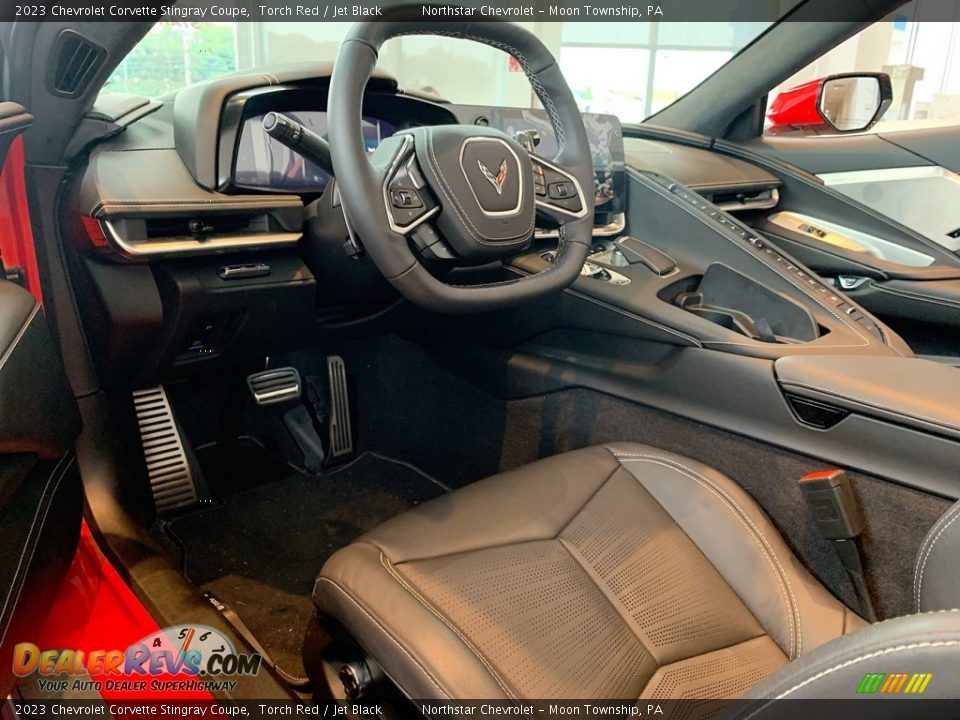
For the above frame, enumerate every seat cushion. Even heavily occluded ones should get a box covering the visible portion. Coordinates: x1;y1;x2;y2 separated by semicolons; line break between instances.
314;443;865;699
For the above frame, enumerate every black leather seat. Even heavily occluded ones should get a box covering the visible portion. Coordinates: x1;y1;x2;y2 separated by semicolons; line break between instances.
313;443;960;700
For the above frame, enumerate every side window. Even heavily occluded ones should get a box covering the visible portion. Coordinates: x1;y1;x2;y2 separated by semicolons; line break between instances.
766;5;960;135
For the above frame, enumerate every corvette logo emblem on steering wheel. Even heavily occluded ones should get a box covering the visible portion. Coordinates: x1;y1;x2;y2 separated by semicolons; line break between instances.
477;159;508;196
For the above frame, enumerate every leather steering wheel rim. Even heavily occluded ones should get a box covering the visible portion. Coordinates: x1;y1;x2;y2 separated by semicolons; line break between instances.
328;13;595;314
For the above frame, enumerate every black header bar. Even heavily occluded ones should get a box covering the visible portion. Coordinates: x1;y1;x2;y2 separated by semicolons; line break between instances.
6;0;960;23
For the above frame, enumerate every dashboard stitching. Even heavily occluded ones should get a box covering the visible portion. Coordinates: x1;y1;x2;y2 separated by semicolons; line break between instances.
761;229;890;278
870;283;960;310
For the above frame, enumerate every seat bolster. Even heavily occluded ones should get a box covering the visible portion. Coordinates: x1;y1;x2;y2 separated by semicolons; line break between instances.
315;542;510;699
604;442;862;660
738;610;960;707
357;446;620;563
915;499;960;612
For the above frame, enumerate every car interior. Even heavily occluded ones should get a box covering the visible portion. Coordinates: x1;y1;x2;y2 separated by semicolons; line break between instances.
3;2;960;712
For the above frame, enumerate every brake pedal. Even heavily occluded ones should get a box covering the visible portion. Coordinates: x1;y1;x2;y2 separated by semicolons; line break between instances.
327;356;354;460
132;386;199;513
247;367;301;405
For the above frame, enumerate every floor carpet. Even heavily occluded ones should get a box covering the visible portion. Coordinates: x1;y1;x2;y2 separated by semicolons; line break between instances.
162;440;447;680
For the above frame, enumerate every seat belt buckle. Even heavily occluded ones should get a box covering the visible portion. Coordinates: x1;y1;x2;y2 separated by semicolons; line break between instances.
800;469;876;620
799;469;864;539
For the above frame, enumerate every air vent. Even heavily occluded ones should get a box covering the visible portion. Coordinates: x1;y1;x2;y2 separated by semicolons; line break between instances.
48;30;106;98
145;213;259;240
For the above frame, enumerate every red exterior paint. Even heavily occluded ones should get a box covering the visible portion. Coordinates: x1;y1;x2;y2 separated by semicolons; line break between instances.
767;78;825;129
33;521;214;702
0;135;42;301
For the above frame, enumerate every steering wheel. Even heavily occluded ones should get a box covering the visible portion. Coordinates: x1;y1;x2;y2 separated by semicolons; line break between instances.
328;14;595;314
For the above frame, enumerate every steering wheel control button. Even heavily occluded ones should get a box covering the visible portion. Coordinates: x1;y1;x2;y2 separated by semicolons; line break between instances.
533;163;547;196
533;157;586;218
390;188;423;209
381;136;440;234
548;181;576;200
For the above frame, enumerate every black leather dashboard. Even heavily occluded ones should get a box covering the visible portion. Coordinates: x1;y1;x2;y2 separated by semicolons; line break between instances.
625;136;781;194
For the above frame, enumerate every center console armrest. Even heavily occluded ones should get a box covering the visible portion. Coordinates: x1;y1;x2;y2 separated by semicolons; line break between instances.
775;355;960;440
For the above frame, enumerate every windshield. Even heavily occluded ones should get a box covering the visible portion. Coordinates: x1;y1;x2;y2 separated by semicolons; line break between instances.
103;21;770;122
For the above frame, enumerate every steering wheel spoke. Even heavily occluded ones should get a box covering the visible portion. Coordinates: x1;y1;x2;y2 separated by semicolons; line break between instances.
380;135;441;235
531;154;590;226
409;221;459;262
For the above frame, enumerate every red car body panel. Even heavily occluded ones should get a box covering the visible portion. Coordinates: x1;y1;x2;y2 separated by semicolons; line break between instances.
0;135;42;301
33;522;214;702
767;78;824;128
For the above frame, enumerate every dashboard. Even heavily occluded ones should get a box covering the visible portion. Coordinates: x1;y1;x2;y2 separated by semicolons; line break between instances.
70;63;933;393
226;88;626;226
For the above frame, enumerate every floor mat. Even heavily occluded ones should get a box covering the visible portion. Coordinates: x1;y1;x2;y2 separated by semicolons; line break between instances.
162;441;447;681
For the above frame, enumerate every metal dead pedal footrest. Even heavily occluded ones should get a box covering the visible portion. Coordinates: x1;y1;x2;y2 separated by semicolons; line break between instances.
132;386;198;513
327;356;353;459
247;367;302;406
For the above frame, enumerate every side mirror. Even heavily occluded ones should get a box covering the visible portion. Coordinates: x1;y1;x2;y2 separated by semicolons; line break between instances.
767;72;893;135
818;73;893;132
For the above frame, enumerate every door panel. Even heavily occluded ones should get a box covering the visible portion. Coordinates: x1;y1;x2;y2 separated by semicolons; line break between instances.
743;129;960;355
879;126;960;174
750;133;932;174
0;110;83;695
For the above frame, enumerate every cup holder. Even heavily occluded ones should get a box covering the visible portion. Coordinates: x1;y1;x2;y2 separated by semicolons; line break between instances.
662;263;821;344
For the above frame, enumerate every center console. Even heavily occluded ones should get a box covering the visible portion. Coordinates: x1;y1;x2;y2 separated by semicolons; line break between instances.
775;354;960;497
515;169;911;360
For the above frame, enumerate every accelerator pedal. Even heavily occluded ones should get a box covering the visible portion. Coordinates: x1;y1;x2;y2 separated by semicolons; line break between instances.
132;386;198;513
327;356;354;460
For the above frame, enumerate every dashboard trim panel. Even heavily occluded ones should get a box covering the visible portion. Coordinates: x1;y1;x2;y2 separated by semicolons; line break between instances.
99;218;301;259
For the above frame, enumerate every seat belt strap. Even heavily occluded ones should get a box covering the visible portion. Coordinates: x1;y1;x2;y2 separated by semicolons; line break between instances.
799;469;877;622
